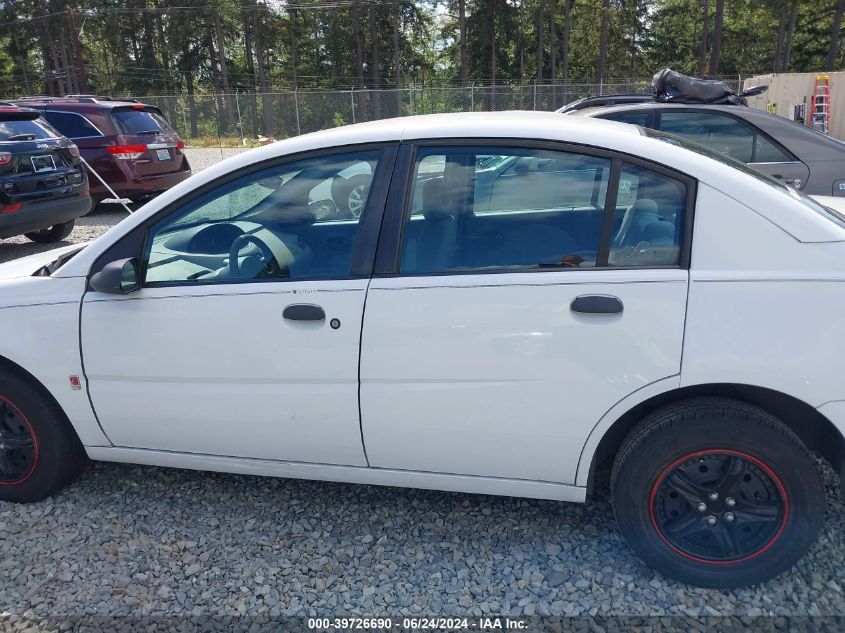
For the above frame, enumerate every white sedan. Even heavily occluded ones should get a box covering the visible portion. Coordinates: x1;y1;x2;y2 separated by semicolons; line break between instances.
0;112;842;588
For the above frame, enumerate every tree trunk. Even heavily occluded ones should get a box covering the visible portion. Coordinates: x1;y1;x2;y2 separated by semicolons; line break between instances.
393;4;402;89
289;8;299;90
393;4;402;115
252;4;274;137
710;0;724;76
370;5;382;119
67;8;89;93
561;0;574;82
214;13;236;131
459;0;468;86
352;1;369;121
774;12;786;72
489;2;496;110
826;0;845;70
181;42;198;138
782;0;799;72
536;0;545;84
549;1;557;81
244;11;258;138
597;0;610;84
697;0;709;76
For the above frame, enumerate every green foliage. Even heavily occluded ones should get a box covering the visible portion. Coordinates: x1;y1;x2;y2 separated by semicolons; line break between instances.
0;1;841;100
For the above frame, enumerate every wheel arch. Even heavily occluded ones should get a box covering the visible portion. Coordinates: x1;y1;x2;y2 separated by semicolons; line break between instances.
0;352;98;448
579;382;844;492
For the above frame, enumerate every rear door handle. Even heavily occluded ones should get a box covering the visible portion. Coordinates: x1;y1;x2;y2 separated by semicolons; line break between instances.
571;295;623;314
283;303;326;321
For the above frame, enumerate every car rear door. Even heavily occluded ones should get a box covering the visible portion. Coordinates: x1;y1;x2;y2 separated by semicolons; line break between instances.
359;142;692;484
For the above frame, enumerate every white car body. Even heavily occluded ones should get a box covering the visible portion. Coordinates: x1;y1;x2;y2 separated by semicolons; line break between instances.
3;111;845;505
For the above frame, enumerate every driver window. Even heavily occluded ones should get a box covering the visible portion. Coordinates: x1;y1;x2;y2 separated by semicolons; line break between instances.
143;149;381;285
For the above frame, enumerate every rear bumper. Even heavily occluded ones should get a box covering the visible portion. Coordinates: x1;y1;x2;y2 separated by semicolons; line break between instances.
87;154;192;200
0;194;92;239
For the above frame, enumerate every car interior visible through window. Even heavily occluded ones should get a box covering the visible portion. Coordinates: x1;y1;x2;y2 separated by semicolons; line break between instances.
143;149;381;284
400;146;686;273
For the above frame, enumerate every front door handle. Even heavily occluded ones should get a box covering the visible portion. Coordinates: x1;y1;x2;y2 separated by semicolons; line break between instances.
283;303;326;321
571;295;623;314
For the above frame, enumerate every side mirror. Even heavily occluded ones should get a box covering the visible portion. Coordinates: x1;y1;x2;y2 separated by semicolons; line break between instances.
89;258;140;295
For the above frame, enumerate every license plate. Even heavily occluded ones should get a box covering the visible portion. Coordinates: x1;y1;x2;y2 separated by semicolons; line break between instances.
31;154;56;172
156;149;170;161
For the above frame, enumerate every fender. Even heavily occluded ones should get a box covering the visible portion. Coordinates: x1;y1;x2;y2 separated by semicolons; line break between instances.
575;375;680;486
0;275;110;447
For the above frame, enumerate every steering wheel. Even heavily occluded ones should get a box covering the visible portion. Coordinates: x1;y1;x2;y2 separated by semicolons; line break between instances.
228;233;287;278
620;240;653;259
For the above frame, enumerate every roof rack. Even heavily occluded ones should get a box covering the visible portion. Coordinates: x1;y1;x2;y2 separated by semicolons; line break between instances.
14;95;142;104
65;94;142;103
557;93;653;113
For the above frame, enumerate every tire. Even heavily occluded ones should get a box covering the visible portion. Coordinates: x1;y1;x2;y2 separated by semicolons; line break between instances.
610;397;824;588
0;370;87;503
331;174;371;219
24;220;75;244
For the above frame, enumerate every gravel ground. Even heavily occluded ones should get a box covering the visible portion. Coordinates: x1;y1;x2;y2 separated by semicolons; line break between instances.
1;146;845;621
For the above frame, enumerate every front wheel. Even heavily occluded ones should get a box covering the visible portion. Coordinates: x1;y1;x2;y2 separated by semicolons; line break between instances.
611;397;824;587
0;371;87;503
24;220;75;243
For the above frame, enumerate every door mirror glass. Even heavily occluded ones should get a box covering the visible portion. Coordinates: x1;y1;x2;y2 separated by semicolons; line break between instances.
90;257;139;294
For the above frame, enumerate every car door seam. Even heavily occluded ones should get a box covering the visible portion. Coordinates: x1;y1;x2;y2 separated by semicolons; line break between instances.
77;293;115;446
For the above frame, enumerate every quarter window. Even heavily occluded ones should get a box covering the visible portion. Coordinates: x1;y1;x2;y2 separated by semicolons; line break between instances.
400;147;611;273
610;164;686;267
144;149;381;285
42;111;102;138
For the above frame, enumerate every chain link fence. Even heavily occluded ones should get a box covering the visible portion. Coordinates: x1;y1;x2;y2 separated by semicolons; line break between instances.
137;79;744;146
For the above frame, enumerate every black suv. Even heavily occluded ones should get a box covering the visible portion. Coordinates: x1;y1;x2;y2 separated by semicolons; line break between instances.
0;102;91;242
559;95;845;197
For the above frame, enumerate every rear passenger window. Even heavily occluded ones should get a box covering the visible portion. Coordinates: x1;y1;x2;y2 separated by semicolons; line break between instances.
599;111;650;127
660;111;754;162
400;146;689;274
400;147;611;272
609;164;686;267
43;111;102;138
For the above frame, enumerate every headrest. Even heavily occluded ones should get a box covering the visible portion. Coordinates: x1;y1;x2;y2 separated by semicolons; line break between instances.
629;198;659;216
421;178;452;221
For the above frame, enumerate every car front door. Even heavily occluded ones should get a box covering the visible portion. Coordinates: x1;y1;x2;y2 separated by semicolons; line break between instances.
360;143;691;484
81;145;395;465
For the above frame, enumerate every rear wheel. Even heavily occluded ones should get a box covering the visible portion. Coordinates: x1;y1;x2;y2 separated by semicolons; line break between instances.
24;220;75;243
611;397;824;587
0;371;87;503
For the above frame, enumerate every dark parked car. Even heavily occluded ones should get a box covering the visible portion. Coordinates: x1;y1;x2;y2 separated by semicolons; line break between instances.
559;95;845;196
11;95;191;205
0;102;90;242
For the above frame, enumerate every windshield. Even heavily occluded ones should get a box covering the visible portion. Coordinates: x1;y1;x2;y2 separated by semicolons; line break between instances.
642;127;845;229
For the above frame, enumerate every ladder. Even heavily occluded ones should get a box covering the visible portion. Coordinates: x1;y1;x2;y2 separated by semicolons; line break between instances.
810;74;831;134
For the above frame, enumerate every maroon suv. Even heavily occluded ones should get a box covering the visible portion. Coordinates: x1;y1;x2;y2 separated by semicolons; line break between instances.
11;96;191;205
